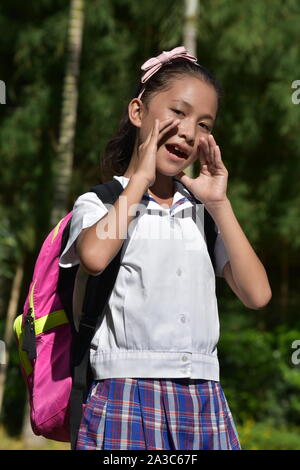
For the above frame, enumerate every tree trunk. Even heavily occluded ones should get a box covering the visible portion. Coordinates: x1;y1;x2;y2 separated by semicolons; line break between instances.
51;0;85;226
280;239;289;317
21;0;85;445
183;0;199;178
0;261;24;414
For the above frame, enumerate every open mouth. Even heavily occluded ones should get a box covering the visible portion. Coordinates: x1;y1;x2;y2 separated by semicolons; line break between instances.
165;144;188;159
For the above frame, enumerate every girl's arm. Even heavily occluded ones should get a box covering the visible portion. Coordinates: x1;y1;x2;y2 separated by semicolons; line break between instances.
207;198;272;310
175;134;272;310
76;174;148;276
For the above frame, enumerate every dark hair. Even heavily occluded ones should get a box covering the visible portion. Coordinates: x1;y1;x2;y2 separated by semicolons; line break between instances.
101;58;222;178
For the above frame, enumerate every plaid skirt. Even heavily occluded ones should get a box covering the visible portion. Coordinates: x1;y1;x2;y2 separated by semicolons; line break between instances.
76;378;241;450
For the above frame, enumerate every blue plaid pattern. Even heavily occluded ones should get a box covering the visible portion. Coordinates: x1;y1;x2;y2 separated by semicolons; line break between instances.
76;378;241;450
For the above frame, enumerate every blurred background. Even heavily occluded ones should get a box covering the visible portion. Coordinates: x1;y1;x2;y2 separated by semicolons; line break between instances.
0;0;300;450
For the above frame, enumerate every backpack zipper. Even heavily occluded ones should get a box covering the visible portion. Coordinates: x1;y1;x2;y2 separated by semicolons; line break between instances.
22;283;37;361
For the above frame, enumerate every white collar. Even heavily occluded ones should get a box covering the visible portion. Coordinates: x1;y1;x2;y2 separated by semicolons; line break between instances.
113;175;195;215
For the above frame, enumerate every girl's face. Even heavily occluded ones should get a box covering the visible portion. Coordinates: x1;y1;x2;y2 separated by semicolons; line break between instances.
137;76;218;176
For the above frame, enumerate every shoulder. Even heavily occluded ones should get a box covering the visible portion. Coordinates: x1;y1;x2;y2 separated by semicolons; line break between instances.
74;191;104;206
72;176;127;218
72;191;108;214
70;192;109;230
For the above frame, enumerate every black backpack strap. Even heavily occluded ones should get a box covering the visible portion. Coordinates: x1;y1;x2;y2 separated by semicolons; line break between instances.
204;208;217;273
70;179;124;450
58;220;79;332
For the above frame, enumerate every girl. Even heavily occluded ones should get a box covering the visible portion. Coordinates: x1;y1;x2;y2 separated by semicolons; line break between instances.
59;46;272;450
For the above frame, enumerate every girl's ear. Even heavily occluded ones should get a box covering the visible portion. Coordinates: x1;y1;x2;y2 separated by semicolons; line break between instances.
128;98;144;128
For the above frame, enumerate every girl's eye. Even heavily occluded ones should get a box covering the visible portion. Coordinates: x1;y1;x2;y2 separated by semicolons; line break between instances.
171;109;211;132
199;122;211;132
171;108;183;115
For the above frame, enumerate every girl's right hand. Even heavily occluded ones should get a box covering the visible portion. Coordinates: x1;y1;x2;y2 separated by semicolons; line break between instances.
134;118;180;188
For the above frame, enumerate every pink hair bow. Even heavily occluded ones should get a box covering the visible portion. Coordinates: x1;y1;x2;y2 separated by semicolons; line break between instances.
137;46;198;99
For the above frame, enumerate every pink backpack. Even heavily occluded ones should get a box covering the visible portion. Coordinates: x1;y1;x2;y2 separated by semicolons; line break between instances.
13;180;126;446
13;211;73;442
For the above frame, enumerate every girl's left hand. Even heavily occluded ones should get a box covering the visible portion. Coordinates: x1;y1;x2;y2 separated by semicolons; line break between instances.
175;134;228;206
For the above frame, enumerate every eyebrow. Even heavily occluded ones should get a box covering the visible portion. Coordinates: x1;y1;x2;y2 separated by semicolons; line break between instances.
170;99;215;121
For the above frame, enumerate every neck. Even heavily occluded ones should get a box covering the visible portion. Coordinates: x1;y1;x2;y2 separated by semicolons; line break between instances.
148;173;175;198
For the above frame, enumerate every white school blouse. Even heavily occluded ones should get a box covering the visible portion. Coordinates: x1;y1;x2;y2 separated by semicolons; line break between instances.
59;175;230;382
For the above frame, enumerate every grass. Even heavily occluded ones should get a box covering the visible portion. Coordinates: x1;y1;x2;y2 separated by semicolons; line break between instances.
0;426;70;450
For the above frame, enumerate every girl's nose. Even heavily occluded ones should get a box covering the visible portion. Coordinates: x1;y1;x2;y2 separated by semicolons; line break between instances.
177;121;195;147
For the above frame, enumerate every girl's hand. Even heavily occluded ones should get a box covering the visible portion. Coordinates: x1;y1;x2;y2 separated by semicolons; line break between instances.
175;134;228;207
134;117;180;188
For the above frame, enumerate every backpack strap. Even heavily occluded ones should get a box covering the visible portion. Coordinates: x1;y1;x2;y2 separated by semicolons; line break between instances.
70;178;124;450
204;207;218;273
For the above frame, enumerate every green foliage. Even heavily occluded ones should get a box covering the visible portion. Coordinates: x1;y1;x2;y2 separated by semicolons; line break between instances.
199;0;300;254
237;420;300;450
219;304;300;426
0;207;19;278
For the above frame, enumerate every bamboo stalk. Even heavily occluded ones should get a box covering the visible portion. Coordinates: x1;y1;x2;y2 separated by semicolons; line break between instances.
51;0;85;226
183;0;199;178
